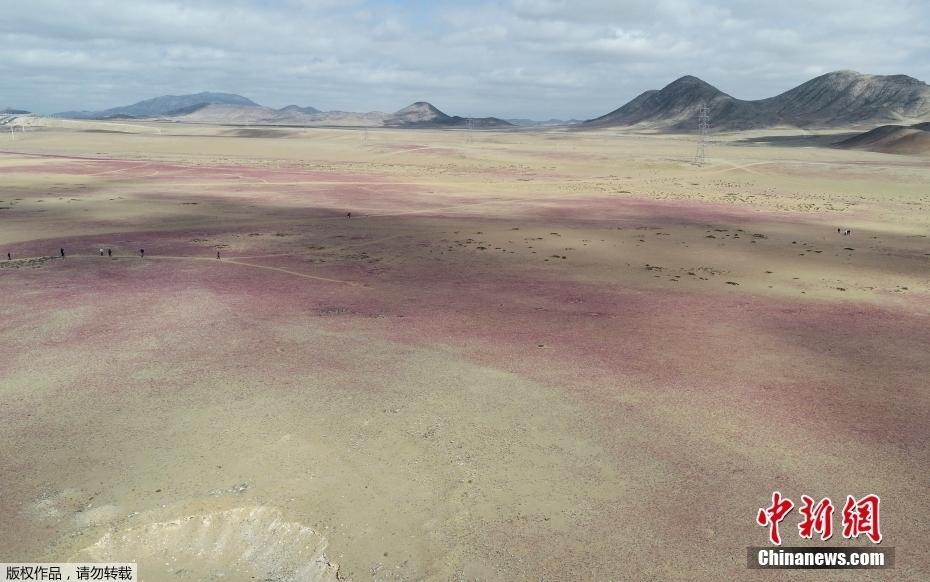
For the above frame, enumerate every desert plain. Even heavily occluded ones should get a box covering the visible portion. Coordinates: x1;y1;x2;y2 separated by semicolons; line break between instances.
1;121;929;580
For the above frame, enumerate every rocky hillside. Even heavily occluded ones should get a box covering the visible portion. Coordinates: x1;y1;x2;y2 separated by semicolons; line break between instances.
585;71;930;131
585;76;769;131
760;71;930;126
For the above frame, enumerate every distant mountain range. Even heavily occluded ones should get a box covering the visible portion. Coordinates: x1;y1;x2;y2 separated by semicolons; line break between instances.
585;71;930;131
277;104;322;115
56;92;259;119
54;93;511;128
507;118;582;127
43;71;930;132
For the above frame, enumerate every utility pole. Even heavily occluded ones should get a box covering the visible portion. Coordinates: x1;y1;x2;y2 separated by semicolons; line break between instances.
694;103;710;166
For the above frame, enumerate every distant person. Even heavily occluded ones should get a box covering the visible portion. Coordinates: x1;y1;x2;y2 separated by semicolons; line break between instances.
140;248;145;258
6;252;10;261
99;248;105;256
347;212;352;219
217;251;221;259
107;248;112;257
837;228;842;233
60;248;65;258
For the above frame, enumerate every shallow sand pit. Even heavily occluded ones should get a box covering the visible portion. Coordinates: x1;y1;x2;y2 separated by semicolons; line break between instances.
77;506;340;582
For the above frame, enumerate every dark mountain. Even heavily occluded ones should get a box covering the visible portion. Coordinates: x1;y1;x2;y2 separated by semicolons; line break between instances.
384;102;512;128
760;71;930;126
1;108;30;115
162;103;212;116
586;75;769;131
585;71;930;131
834;122;930;156
385;102;450;126
56;92;259;119
278;104;321;114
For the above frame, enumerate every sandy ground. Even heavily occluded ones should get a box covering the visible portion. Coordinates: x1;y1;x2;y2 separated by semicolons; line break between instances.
1;122;928;581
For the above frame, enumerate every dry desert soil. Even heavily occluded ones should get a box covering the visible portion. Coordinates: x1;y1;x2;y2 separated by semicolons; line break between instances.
1;121;929;581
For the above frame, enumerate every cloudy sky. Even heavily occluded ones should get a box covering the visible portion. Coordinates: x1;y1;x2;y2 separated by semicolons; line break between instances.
2;0;928;118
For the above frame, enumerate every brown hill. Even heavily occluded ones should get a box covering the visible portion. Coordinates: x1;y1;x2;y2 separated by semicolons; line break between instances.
834;123;930;155
384;102;513;128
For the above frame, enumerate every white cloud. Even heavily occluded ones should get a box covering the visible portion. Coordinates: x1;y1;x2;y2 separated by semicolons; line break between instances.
0;0;927;119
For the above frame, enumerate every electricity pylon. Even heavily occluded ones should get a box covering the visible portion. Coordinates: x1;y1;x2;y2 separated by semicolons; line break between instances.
694;103;710;166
